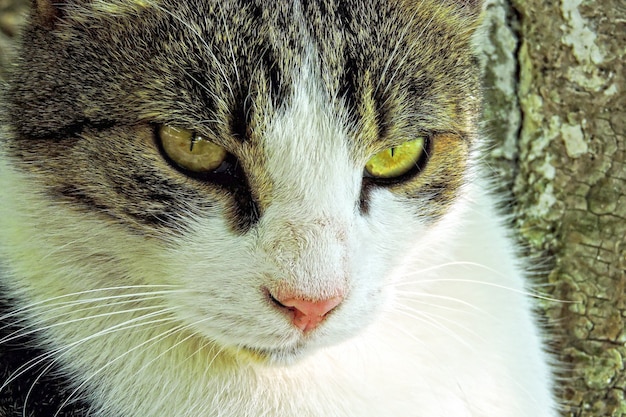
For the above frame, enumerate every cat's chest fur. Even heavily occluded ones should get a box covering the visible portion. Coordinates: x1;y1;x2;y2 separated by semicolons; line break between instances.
0;1;556;416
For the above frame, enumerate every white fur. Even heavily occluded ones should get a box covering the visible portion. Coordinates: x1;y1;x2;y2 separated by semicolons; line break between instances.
0;61;557;416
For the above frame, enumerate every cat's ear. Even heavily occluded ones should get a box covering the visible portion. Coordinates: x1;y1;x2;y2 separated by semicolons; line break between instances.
33;0;69;28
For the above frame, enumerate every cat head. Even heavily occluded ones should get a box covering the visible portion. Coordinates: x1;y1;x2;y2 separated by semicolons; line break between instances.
2;0;483;363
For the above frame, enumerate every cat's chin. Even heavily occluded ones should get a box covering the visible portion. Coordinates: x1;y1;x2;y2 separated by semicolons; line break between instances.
232;343;313;366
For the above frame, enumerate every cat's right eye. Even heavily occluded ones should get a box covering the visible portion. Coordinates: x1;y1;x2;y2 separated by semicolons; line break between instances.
364;137;426;180
158;125;228;173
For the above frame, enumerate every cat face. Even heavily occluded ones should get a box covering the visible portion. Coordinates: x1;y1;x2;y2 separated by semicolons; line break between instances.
1;0;481;364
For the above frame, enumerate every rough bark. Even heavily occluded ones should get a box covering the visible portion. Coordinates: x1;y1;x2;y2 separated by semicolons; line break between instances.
515;1;625;415
1;1;625;416
482;0;626;415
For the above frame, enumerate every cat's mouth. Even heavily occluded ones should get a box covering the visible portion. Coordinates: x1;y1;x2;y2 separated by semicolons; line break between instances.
235;343;309;365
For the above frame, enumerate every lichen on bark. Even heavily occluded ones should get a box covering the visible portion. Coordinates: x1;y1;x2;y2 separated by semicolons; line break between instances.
475;0;522;187
508;0;626;415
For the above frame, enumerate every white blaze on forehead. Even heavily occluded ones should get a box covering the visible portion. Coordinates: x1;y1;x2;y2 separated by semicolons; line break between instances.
262;59;357;211
257;58;358;299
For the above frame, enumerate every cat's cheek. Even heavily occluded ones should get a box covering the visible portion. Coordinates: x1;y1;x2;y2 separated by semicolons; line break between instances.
361;194;431;284
360;189;428;253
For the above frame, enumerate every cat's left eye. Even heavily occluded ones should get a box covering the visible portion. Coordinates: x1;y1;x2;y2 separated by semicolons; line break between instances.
158;125;228;173
365;137;426;179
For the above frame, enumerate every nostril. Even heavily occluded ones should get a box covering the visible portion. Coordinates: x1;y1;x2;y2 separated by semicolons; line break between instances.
267;290;344;332
268;292;289;309
279;297;343;318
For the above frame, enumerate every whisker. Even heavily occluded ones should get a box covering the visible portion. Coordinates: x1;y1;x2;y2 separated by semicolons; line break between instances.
385;260;503;284
393;292;487;315
387;261;567;302
125;314;218;380
386;305;477;350
1;303;167;346
0;288;190;338
39;236;96;261
22;357;66;417
53;321;190;417
399;303;485;341
0;285;182;321
396;277;567;303
4;289;187;316
1;310;179;391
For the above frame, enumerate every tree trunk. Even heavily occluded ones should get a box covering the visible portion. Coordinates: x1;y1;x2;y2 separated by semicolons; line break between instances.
1;1;625;416
482;0;626;415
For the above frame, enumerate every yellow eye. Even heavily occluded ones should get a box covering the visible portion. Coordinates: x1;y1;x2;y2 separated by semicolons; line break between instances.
365;138;426;179
159;125;227;173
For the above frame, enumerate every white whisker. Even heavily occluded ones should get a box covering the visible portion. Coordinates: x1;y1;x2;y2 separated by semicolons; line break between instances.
53;321;189;417
0;286;190;344
0;303;170;345
394;276;566;303
124;315;218;381
22;357;65;417
1;310;179;391
0;285;181;321
386;305;477;350
394;291;487;315
386;260;503;283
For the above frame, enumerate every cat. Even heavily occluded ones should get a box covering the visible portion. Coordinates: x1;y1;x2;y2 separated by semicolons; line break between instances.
0;0;558;416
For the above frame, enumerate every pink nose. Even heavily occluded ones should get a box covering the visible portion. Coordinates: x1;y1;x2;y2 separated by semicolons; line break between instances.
272;295;344;332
